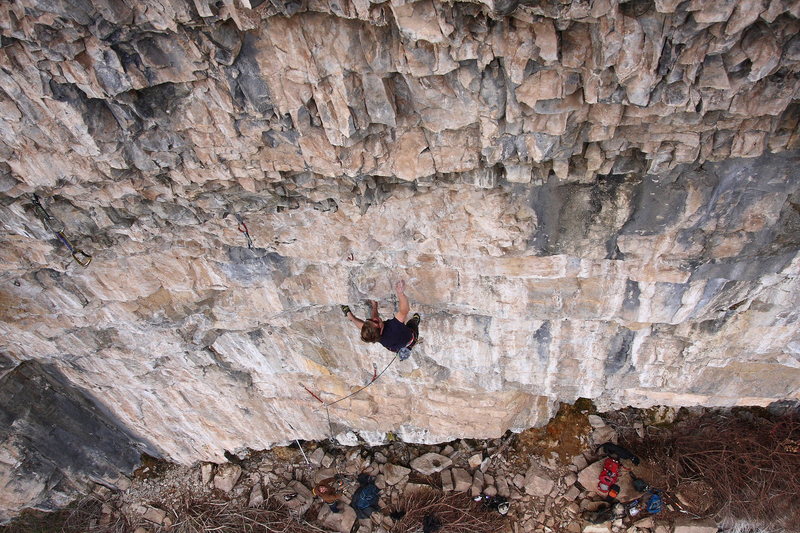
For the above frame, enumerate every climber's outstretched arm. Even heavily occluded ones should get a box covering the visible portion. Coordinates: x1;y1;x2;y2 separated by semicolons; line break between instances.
394;280;409;323
346;311;365;330
342;305;365;330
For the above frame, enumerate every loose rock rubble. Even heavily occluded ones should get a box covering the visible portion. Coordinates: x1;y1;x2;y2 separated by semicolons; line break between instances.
87;409;725;533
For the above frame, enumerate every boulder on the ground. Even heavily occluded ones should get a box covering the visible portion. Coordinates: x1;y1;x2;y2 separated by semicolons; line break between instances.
632;517;654;529
591;426;617;445
523;463;554;496
471;470;484;497
213;464;242;493
441;469;454;491
468;453;483;469
142;506;166;525
201;463;213;485
410;452;452;475
563;485;580;501
309;447;325;465
248;483;263;507
496;476;510;497
588;415;605;428
452;468;473;492
382;463;410;485
313;468;337;483
274;480;314;515
573;454;588;470
317;502;357;533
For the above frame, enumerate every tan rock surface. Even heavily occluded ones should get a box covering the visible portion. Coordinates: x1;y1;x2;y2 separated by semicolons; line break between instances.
0;0;799;522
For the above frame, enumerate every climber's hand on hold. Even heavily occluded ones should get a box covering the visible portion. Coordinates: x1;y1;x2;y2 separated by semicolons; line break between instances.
368;300;379;321
394;280;409;323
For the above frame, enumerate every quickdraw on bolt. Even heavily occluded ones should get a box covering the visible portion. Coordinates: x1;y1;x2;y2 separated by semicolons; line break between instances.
55;231;93;267
235;213;254;249
30;194;93;267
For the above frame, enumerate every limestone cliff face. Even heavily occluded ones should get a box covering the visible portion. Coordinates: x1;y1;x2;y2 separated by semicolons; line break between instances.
0;0;799;519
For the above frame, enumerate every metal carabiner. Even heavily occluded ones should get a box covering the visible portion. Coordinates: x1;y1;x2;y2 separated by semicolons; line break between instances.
56;231;92;268
71;249;92;267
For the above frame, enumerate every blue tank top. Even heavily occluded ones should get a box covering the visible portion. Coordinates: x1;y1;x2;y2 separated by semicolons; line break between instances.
380;318;413;352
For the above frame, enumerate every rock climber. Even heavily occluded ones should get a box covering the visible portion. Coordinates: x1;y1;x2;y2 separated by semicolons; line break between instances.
341;280;420;360
312;476;344;513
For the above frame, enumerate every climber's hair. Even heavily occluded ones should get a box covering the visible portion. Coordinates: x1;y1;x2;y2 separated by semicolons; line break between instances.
361;321;381;343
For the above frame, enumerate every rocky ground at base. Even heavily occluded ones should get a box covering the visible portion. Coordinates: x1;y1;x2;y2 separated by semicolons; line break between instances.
48;405;733;533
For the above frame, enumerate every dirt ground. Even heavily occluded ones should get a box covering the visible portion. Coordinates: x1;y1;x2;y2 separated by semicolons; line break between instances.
512;401;594;467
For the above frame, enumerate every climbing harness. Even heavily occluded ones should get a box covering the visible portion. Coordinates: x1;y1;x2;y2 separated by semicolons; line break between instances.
30;194;92;267
235;213;254;249
301;354;399;441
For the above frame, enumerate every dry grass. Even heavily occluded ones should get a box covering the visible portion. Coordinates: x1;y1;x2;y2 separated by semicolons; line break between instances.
619;410;800;530
390;489;508;533
1;494;324;533
0;496;125;533
126;493;324;533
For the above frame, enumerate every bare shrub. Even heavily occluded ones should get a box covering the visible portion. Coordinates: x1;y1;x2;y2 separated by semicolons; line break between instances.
130;495;322;533
0;496;127;533
620;411;800;530
390;489;507;533
1;494;322;533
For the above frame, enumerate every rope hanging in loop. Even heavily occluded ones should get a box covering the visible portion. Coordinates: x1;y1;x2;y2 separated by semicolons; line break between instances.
300;354;399;441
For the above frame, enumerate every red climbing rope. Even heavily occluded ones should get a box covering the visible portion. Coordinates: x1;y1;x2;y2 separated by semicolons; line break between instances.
300;352;400;442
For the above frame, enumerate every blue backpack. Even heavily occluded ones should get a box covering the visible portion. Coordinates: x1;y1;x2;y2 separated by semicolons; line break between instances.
353;483;380;509
351;475;380;518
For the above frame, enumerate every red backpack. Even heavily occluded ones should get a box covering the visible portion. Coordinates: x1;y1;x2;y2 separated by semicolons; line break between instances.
597;458;621;495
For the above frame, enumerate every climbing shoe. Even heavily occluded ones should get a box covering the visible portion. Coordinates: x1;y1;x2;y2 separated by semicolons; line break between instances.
340;305;351;316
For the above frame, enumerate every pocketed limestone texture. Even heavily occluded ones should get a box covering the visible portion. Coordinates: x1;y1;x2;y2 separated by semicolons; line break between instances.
0;0;799;520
